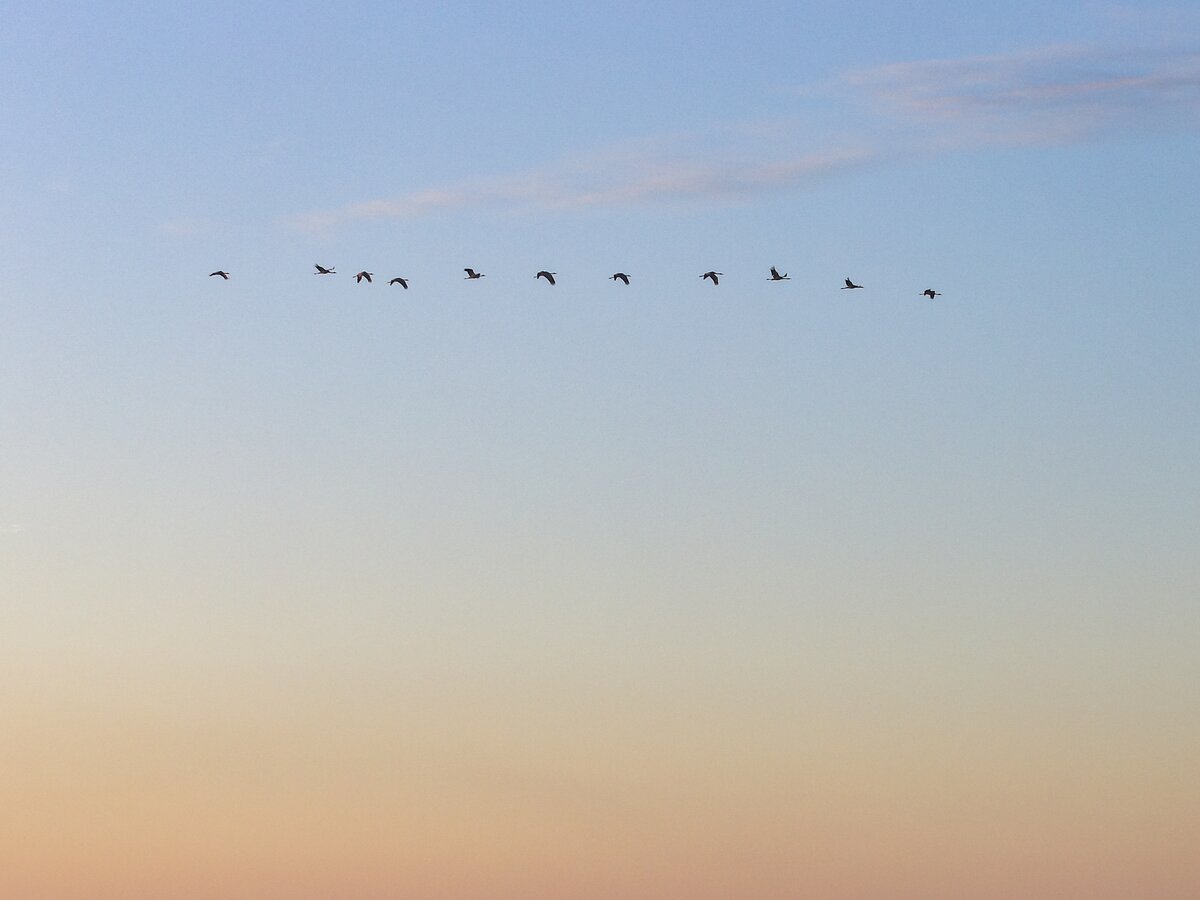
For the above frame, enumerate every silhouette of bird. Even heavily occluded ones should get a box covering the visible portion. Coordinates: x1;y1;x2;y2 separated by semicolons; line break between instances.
842;278;864;289
464;268;484;279
314;264;336;275
610;272;630;285
768;266;789;281
536;271;556;285
209;271;230;279
389;277;409;289
701;271;723;285
921;289;941;299
354;271;373;283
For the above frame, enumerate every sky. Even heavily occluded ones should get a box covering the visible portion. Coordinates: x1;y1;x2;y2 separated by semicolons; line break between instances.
2;1;1199;897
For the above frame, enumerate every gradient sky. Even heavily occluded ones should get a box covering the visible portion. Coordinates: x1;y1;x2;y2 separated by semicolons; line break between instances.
3;2;1199;898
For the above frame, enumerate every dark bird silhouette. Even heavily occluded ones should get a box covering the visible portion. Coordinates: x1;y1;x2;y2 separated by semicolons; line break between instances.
768;266;789;281
354;271;373;283
610;272;630;285
536;271;556;285
842;278;864;289
209;271;230;279
389;277;409;289
701;271;723;285
464;268;485;279
921;289;941;299
314;264;336;275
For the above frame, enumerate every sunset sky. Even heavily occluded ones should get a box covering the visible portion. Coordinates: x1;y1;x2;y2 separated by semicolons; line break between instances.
3;2;1199;897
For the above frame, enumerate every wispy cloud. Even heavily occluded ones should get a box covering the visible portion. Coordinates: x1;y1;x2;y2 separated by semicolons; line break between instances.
287;145;875;232
289;42;1199;230
841;43;1200;147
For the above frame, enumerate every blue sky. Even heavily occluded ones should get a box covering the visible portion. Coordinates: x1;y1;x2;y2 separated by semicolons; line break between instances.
2;3;1199;897
4;3;1199;276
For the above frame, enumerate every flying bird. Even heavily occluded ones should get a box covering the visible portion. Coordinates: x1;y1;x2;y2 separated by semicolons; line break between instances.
536;271;556;285
842;278;864;289
768;266;789;281
464;268;485;279
314;264;336;275
209;271;230;279
921;289;941;299
389;277;409;289
354;271;373;283
701;271;723;285
610;272;630;285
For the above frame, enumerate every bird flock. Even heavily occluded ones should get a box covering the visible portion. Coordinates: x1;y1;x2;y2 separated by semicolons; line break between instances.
207;266;945;298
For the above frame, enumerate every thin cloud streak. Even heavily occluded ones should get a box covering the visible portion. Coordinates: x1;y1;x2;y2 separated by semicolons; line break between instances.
843;43;1200;146
287;147;875;231
288;42;1199;231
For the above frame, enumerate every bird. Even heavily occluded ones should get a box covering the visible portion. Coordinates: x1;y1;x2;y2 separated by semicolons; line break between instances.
610;272;630;285
354;271;373;283
464;268;484;279
921;289;941;300
701;271;723;285
209;271;230;279
389;277;409;289
536;271;556;285
768;266;789;281
842;278;864;289
314;264;336;275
